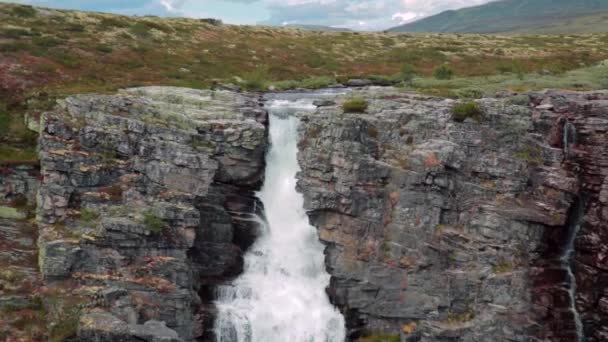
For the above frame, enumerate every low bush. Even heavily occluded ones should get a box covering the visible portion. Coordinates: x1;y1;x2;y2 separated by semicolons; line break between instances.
241;69;269;91
433;65;455;80
401;63;417;85
343;97;368;113
79;208;99;223
143;211;165;234
452;101;483;123
96;45;113;54
12;5;37;18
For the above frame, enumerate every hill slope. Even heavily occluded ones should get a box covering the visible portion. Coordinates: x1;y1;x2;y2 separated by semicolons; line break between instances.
389;0;608;33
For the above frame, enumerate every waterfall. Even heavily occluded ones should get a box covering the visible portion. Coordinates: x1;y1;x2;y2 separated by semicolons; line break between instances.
563;121;577;159
561;198;585;342
213;97;346;342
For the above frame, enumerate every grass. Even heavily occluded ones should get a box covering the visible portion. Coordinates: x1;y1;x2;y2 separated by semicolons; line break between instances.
434;65;454;80
0;145;38;164
343;97;369;113
1;3;608;162
79;208;99;224
452;101;484;123
357;333;401;342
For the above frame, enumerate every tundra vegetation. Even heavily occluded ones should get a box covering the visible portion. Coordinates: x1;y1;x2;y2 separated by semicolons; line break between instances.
1;2;608;163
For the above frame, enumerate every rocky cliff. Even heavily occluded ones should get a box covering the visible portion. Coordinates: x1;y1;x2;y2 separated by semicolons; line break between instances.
296;89;608;341
0;86;607;341
35;87;267;341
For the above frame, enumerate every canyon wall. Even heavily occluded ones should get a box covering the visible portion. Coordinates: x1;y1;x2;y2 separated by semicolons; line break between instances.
1;86;607;341
36;87;267;341
297;89;608;341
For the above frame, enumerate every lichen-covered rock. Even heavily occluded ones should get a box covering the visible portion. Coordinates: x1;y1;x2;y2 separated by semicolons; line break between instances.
297;89;608;341
36;87;267;340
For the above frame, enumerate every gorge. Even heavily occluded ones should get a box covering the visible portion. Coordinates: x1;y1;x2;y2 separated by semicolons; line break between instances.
0;86;607;341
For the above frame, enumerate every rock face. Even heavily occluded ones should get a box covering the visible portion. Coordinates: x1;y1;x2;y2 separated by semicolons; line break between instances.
1;85;606;341
36;87;267;340
296;89;608;341
0;164;42;340
527;91;608;341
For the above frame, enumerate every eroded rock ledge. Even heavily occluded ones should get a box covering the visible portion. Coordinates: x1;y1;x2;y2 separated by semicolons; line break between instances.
296;89;608;341
36;87;267;340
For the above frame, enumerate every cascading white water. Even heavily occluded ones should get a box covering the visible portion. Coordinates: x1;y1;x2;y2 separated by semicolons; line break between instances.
561;198;585;342
214;97;346;342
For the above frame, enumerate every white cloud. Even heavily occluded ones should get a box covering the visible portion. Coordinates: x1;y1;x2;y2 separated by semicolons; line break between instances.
392;11;419;23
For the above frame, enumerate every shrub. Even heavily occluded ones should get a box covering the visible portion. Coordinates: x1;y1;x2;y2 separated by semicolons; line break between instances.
1;28;34;39
433;65;454;80
199;18;223;26
452;101;483;123
32;36;62;48
96;45;113;54
342;97;368;113
401;63;417;85
65;23;85;32
79;208;99;223
12;5;37;18
129;21;170;38
241;69;269;91
99;17;130;29
143;211;165;234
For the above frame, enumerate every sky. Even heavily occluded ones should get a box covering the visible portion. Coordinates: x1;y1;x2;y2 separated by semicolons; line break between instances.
3;0;494;30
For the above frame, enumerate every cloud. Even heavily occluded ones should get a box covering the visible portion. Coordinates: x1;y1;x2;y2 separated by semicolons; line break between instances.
258;0;494;30
2;0;495;30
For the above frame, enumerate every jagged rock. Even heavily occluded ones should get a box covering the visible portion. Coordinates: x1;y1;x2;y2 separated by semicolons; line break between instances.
297;88;608;341
313;99;336;107
36;87;267;340
346;79;373;87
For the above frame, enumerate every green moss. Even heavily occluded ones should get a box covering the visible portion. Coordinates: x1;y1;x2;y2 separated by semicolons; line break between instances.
79;208;99;223
452;101;484;123
0;206;26;219
0;145;38;163
357;333;401;342
343;97;368;113
513;147;542;164
493;260;514;274
143;211;166;234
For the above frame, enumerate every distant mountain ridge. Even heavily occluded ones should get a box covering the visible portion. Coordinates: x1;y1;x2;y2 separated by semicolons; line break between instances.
388;0;608;33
